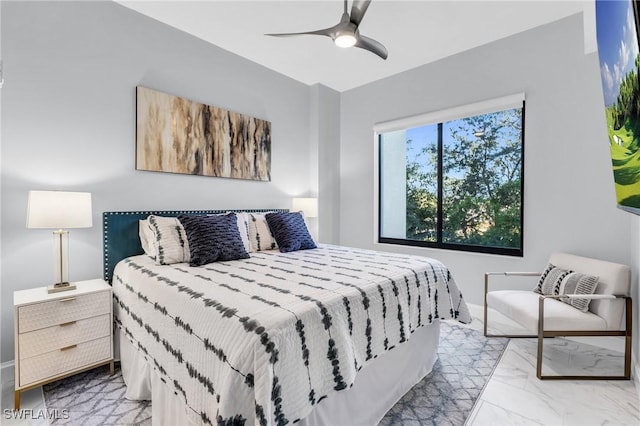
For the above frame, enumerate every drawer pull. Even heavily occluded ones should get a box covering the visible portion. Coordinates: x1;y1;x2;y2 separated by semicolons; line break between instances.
59;321;77;327
58;297;77;303
60;344;77;352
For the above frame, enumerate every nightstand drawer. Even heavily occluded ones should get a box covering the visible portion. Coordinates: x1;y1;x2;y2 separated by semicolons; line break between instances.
19;314;111;359
18;290;111;333
19;336;111;387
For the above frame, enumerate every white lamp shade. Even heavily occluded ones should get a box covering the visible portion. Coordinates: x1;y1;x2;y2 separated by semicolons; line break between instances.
27;190;93;229
292;197;318;218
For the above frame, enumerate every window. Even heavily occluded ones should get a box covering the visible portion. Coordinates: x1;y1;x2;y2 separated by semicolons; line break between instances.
377;95;525;256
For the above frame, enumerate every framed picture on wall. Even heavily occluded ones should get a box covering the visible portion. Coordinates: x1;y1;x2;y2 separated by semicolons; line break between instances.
136;86;272;181
596;0;640;214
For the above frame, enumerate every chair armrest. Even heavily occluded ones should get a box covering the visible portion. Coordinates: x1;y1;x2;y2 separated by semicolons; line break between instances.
485;272;540;277
539;294;629;300
484;271;540;295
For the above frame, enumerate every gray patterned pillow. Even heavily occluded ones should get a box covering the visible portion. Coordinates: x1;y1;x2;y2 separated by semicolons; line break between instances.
178;213;249;267
265;211;316;253
147;215;190;265
535;263;599;312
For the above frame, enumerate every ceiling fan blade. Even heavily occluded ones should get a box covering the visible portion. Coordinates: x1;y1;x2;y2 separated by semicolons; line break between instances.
355;34;388;60
350;0;372;27
265;26;336;38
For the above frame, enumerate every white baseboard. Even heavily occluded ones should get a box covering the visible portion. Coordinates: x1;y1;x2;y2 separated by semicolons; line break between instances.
1;360;15;386
1;360;15;371
633;350;640;400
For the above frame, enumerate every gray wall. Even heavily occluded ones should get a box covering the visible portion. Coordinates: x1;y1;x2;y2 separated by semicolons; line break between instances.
2;3;636;372
311;84;341;244
339;13;634;354
0;1;316;363
629;212;640;381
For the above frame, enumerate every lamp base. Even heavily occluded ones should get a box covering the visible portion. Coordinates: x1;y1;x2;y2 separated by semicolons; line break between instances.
47;282;77;294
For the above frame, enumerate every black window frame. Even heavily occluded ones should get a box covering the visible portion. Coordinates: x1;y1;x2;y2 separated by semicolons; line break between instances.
377;101;526;257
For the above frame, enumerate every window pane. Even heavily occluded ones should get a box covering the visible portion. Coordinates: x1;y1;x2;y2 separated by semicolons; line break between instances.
377;96;524;256
379;125;438;242
379;130;408;239
405;125;438;242
441;108;522;249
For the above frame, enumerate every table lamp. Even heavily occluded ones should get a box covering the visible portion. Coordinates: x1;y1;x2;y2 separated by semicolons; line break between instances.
292;197;318;241
292;197;318;218
26;190;93;293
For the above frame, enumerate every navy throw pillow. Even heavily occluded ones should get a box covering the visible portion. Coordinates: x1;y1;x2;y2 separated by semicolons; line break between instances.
265;212;316;253
178;213;249;267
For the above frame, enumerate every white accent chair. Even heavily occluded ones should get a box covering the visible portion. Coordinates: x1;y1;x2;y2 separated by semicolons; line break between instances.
484;252;632;380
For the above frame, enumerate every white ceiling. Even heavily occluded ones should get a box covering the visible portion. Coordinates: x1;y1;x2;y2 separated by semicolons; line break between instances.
117;0;591;92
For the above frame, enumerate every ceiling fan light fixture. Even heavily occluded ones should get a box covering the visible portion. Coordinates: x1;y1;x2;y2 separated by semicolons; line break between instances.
335;33;357;48
266;0;388;59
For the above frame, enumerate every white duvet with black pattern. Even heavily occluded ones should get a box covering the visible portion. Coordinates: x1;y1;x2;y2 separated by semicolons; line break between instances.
113;244;471;426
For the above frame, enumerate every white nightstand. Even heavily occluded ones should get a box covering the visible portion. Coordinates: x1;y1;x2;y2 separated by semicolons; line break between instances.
13;279;114;410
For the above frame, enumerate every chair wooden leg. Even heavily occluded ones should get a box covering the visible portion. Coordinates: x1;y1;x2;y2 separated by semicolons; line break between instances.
483;273;488;336
624;297;632;379
537;297;544;379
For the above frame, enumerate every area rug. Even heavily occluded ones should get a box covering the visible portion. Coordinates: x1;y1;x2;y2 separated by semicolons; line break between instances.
42;365;151;426
43;322;507;425
379;322;509;426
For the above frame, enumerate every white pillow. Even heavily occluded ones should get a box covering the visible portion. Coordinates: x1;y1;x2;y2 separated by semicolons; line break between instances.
147;215;191;265
234;212;252;254
142;213;253;263
247;213;278;252
138;219;156;258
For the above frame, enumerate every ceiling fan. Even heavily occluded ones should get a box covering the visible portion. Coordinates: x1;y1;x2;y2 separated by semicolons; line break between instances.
265;0;388;60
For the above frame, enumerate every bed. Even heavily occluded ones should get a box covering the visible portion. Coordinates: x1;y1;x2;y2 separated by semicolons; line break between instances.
104;210;471;426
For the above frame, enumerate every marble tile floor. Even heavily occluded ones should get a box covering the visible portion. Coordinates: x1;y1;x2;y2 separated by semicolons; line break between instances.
465;304;640;426
1;304;638;426
1;378;48;425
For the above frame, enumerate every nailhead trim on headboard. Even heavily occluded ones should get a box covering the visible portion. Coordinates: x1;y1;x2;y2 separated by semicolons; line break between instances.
102;209;288;283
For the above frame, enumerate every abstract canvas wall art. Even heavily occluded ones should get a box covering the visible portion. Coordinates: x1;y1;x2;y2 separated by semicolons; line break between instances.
136;86;271;181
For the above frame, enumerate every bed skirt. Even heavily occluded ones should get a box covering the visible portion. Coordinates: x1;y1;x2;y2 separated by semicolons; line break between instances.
115;321;440;426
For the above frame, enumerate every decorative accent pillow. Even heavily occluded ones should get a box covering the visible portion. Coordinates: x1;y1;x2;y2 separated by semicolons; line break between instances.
147;215;190;265
138;219;156;258
205;212;252;254
247;213;278;252
231;212;252;254
178;213;249;267
265;211;317;253
535;263;599;312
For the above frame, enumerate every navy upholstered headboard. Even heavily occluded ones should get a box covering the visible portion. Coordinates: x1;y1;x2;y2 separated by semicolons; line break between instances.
102;209;287;283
